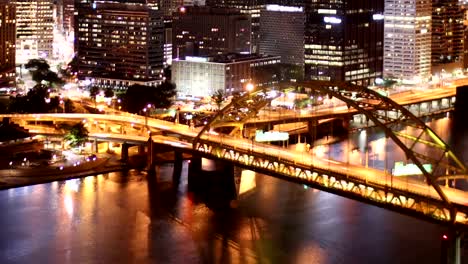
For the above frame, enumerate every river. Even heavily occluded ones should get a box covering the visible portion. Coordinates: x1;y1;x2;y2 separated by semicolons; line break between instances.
0;115;467;264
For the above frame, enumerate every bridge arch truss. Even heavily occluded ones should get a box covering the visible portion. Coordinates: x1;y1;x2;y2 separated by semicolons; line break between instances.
195;80;467;217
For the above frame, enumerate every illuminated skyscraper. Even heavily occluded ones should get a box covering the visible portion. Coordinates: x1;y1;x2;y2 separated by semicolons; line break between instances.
74;1;164;89
206;0;263;53
15;0;54;63
304;1;384;86
0;1;16;87
259;5;304;66
384;0;432;83
431;0;464;71
172;6;250;59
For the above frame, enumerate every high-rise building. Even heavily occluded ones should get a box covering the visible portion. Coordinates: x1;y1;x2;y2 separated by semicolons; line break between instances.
0;1;16;88
74;1;165;89
259;5;304;68
172;6;250;59
206;0;263;53
15;0;54;64
431;0;464;72
384;0;432;83
304;1;384;86
160;0;183;17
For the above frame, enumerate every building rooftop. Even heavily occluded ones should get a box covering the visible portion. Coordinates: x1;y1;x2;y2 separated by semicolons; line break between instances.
182;53;280;64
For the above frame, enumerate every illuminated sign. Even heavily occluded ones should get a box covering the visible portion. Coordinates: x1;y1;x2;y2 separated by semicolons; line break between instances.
255;130;289;142
186;56;208;62
318;9;337;14
392;162;433;176
324;16;342;24
266;5;303;12
373;14;384;20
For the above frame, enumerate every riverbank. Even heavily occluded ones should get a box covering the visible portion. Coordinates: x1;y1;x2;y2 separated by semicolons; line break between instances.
0;156;127;190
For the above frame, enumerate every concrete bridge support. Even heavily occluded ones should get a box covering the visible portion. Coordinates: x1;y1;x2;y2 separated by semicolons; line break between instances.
187;156;237;206
441;230;462;264
121;142;130;162
138;145;145;155
187;156;202;192
172;151;183;184
307;120;318;143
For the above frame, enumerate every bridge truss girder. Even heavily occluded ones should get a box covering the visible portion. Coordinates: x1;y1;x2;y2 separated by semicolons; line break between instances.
293;81;467;208
194;139;468;226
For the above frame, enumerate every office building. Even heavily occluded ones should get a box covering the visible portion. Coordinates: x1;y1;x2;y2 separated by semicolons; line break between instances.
384;0;432;83
206;0;263;53
0;1;16;88
74;1;164;89
172;6;250;59
431;0;464;73
304;1;384;86
15;0;54;64
259;5;304;72
173;53;280;97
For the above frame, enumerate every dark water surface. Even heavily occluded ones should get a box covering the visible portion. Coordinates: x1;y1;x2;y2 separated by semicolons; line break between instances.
0;116;467;264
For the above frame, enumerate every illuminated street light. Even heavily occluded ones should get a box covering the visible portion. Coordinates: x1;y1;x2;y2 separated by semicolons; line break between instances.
246;83;254;92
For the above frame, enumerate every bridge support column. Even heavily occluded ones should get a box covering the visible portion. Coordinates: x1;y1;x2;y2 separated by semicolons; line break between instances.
172;151;183;184
442;230;462;264
188;156;202;192
121;143;129;162
308;120;318;143
94;139;98;153
138;145;145;155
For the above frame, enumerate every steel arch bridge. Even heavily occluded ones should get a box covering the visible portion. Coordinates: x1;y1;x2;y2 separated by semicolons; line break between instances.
195;80;468;220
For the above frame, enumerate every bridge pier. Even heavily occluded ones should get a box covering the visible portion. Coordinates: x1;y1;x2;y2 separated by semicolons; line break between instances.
138;145;145;155
172;151;183;184
441;229;462;264
308;120;318;143
187;156;202;192
93;139;98;153
121;142;130;162
188;157;237;207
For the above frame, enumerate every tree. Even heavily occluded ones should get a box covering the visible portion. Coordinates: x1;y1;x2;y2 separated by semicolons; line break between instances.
89;86;100;108
154;81;176;108
211;89;225;111
63;122;89;149
25;58;63;87
122;81;176;113
104;87;114;98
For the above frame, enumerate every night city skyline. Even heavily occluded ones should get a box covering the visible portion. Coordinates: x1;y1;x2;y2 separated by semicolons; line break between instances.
1;1;468;264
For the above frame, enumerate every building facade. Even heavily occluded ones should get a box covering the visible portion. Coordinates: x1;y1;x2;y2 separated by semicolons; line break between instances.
384;0;432;83
431;0;464;72
15;0;54;64
74;1;164;89
172;6;251;59
206;0;263;53
173;53;280;97
259;5;304;66
0;1;16;88
304;1;384;86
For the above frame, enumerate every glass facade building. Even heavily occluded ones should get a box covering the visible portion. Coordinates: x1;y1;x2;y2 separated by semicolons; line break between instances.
74;1;164;89
0;1;16;87
304;1;384;86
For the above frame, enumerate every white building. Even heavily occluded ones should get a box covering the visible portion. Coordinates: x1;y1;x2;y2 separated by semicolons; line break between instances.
384;0;432;83
173;53;280;98
15;0;54;64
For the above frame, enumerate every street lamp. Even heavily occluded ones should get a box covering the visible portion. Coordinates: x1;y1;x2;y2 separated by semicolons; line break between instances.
246;83;254;93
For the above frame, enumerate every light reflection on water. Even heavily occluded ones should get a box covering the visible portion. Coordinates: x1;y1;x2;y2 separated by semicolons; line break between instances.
0;116;466;264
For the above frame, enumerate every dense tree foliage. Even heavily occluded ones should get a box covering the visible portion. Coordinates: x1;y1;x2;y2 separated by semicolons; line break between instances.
211;89;226;111
62;122;89;149
121;81;176;113
25;59;64;87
